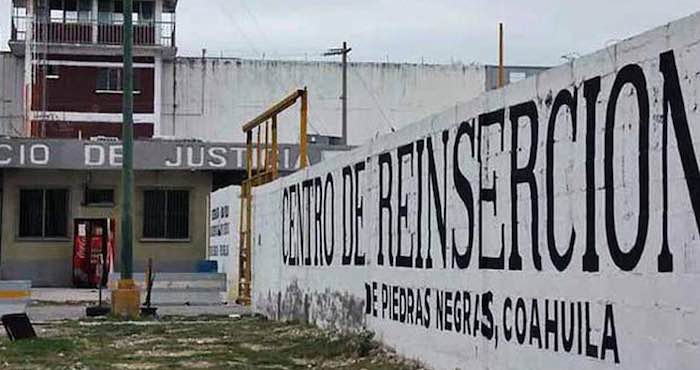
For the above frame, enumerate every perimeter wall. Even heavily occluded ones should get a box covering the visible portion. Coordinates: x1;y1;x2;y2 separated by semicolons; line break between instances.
250;11;700;370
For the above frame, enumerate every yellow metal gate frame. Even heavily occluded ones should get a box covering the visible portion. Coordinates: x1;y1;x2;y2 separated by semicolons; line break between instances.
237;88;308;305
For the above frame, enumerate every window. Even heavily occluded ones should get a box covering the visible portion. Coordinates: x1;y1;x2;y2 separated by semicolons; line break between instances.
48;0;91;23
98;0;112;22
19;189;69;238
85;188;115;206
98;1;154;24
96;68;141;92
137;1;154;22
41;65;60;79
143;190;189;240
78;0;92;22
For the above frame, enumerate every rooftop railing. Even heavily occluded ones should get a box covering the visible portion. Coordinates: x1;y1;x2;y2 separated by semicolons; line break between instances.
11;16;175;48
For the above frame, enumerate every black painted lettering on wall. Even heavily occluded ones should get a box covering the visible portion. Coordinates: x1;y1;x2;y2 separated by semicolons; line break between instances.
354;161;367;266
314;177;323;266
303;179;314;266
397;143;415;268
659;49;700;273
452;120;476;269
378;152;393;266
323;173;335;265
546;89;578;272
583;77;601;272
510;101;542;271
478;109;506;270
342;166;354;265
561;301;575;353
282;187;289;264
416;140;429;268
426;131;450;269
604;64;650;272
601;304;620;364
289;185;298;266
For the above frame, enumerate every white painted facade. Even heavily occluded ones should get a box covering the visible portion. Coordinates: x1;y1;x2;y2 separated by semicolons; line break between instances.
1;53;541;146
208;185;240;301
250;12;700;370
159;59;487;145
0;52;24;136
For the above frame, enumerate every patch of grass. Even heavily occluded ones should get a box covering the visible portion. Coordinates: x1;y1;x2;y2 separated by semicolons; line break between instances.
0;316;421;369
0;338;77;369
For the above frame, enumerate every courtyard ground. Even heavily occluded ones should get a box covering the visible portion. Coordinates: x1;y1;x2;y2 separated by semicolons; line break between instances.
0;314;422;370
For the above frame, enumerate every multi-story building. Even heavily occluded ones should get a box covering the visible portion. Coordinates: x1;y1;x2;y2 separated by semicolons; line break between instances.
9;0;176;139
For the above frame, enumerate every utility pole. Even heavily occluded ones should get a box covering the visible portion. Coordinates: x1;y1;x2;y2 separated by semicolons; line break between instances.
112;0;140;318
323;42;352;145
498;22;505;88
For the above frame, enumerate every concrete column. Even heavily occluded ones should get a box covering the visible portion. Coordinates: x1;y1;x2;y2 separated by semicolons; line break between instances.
155;0;163;45
23;0;34;137
153;56;163;137
92;0;99;43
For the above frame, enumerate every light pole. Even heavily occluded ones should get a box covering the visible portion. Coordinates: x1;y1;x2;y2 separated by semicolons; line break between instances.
323;42;351;146
112;0;140;318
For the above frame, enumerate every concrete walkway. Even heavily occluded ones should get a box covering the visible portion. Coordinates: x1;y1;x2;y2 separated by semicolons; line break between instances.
28;288;250;322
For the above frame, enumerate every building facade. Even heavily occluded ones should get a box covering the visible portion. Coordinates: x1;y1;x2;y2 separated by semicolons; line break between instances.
0;0;547;287
8;0;176;139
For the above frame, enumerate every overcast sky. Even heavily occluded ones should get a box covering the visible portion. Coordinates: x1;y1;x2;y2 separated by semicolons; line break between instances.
1;0;698;66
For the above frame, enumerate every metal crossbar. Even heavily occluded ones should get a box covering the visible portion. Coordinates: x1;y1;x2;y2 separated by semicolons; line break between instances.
237;88;308;305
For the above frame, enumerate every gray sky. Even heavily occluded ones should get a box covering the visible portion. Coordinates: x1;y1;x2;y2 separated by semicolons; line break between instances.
1;0;698;65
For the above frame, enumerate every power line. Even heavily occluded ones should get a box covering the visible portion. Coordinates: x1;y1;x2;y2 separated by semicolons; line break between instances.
351;67;396;134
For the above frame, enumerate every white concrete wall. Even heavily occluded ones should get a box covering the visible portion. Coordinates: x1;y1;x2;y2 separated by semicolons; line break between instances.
160;59;485;145
208;185;240;301
250;12;700;370
0;52;24;136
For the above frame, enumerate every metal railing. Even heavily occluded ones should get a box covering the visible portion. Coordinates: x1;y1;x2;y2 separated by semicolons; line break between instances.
237;88;309;305
11;16;175;47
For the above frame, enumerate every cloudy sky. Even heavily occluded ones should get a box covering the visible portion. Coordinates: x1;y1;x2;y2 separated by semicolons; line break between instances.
1;0;698;66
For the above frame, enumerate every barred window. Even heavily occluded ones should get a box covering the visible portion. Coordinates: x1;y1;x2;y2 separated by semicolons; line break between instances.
19;189;69;238
143;190;189;240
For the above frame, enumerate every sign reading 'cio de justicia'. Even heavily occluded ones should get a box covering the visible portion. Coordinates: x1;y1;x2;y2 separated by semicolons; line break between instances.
0;139;318;171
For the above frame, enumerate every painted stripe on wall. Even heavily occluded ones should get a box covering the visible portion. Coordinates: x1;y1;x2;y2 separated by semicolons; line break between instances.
0;290;31;299
31;111;155;123
33;60;154;68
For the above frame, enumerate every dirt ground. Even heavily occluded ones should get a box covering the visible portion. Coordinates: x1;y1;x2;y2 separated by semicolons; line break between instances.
0;315;423;370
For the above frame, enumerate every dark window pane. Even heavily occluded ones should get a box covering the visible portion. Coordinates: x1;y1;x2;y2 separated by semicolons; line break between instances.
133;70;141;92
44;189;68;237
50;0;63;10
143;190;166;238
109;68;121;91
79;0;92;11
19;190;43;237
166;191;189;239
98;0;111;12
97;68;109;90
98;0;112;22
86;189;114;205
46;65;60;77
140;2;153;20
64;0;77;11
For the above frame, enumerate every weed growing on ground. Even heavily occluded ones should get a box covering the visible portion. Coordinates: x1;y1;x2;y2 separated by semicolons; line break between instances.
0;315;422;369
